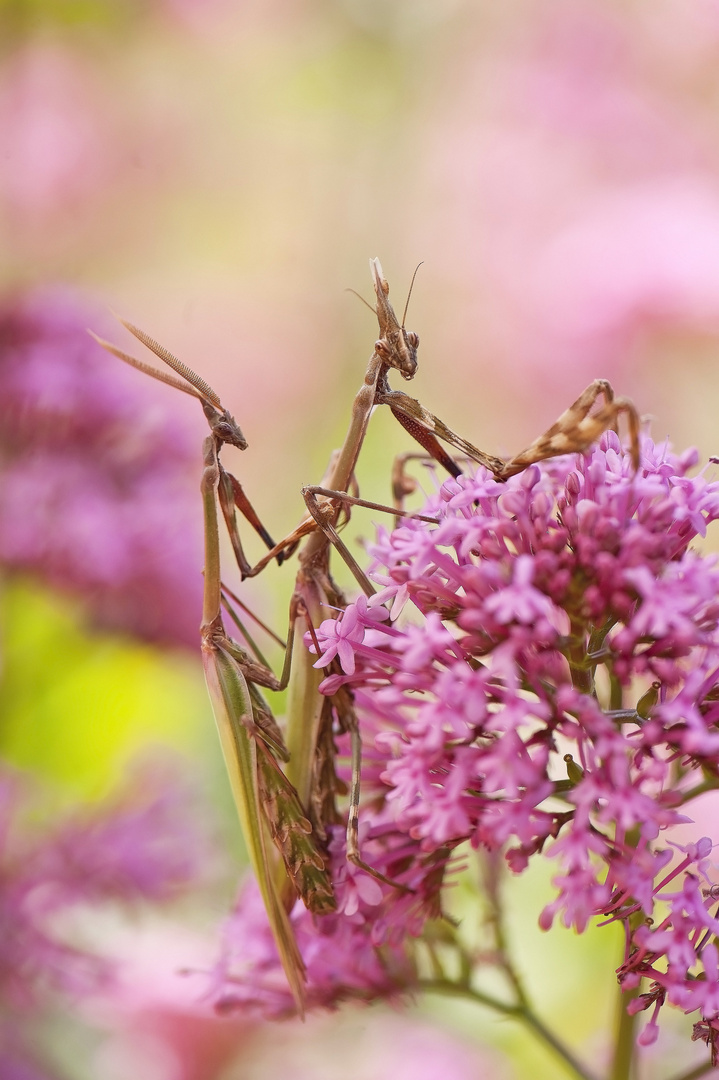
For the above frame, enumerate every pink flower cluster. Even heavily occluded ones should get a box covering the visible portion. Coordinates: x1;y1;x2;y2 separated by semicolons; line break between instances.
215;433;719;1050
0;288;204;647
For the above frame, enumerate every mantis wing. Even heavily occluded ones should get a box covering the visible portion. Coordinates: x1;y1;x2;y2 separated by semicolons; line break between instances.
203;641;307;1014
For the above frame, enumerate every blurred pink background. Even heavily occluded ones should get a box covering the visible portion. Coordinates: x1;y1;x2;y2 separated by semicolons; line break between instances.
6;0;719;544
3;2;719;1078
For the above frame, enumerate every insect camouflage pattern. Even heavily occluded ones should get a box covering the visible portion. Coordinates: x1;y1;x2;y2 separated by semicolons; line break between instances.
92;258;641;1013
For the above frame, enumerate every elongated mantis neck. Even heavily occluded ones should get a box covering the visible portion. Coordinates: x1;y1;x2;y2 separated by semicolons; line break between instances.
201;435;223;628
298;352;383;565
332;352;383;488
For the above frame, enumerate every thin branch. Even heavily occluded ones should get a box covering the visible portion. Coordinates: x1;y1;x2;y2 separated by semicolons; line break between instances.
480;849;529;1008
418;978;602;1080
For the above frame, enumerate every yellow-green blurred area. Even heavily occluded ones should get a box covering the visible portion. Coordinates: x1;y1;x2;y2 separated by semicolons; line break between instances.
3;0;719;1077
0;580;210;795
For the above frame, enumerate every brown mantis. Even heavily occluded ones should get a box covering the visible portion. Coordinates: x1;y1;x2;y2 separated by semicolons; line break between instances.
243;260;641;599
213;258;642;890
92;258;642;1012
89;263;462;1012
90;321;337;1013
225;258;471;888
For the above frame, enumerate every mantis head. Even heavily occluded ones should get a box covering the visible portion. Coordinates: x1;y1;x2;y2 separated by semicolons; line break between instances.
370;257;419;381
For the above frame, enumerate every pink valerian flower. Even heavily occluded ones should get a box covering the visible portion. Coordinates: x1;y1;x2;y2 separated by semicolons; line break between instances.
0;287;204;647
212;431;719;1043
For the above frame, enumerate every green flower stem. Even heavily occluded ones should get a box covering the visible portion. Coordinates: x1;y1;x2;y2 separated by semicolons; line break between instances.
480;851;530;1008
680;777;719;805
609;982;637;1080
566;619;594;695
418;979;601;1080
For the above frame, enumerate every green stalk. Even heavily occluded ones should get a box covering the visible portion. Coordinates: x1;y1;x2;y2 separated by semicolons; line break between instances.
419;979;601;1080
609;982;637;1080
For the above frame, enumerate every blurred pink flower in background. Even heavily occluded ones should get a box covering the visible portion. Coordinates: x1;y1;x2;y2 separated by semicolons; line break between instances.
0;759;209;1080
83;912;489;1080
280;1012;495;1080
531;180;719;344
156;0;256;35
422;1;719;398
0;287;204;647
87;922;252;1080
0;46;114;226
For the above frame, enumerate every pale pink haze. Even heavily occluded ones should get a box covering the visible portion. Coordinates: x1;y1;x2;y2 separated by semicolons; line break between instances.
421;1;719;400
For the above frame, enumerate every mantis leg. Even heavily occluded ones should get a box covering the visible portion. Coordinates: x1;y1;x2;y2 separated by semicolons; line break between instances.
217;464;287;575
380;380;641;482
496;380;641;478
300;484;440;598
391;451;479;522
376;387;505;473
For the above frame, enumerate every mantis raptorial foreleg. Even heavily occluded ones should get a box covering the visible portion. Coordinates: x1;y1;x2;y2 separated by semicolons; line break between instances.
379;378;641;481
89;322;285;571
300;485;439;598
388;382;642;523
492;379;641;477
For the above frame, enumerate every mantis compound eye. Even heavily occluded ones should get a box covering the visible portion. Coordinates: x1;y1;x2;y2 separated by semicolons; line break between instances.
215;418;248;450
